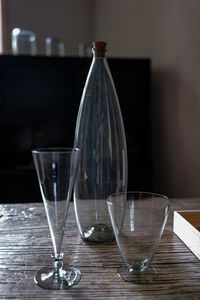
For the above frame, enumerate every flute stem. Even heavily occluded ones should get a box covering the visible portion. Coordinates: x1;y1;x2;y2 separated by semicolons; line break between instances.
52;253;64;278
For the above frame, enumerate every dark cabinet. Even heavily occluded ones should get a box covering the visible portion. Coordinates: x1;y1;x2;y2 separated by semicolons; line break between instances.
0;55;152;203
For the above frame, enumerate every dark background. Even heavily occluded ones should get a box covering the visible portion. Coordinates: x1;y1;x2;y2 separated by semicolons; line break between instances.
0;55;151;203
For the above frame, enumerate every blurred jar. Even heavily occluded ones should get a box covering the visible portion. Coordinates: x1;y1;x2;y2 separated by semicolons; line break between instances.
11;28;37;55
45;37;65;57
78;43;92;57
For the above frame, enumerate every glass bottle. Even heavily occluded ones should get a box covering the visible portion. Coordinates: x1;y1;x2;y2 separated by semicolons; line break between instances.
73;41;128;242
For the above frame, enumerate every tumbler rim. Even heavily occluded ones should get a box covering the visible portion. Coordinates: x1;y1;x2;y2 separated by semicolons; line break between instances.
107;191;170;208
32;147;79;154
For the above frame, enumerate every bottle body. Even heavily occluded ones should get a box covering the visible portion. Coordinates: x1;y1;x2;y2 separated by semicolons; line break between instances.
74;42;128;242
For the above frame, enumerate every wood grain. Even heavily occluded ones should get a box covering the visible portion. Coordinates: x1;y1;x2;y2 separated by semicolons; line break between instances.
0;198;200;299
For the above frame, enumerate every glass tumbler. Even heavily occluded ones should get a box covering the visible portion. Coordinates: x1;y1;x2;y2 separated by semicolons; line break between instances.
107;192;170;283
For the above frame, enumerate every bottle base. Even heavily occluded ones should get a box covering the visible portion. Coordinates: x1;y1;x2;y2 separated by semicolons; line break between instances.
81;223;115;243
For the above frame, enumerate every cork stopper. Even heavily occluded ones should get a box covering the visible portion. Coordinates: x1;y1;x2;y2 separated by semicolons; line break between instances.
92;41;107;58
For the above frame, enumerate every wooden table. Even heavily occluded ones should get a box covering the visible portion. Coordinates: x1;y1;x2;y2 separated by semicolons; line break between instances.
0;198;200;299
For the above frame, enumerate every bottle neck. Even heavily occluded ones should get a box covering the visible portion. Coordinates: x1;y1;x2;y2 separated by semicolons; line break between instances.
92;49;106;59
92;41;107;58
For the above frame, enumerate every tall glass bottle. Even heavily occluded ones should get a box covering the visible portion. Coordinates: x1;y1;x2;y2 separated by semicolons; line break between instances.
74;41;128;242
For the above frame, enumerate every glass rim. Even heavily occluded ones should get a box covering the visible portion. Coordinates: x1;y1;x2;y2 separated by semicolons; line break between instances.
107;191;170;207
32;147;79;154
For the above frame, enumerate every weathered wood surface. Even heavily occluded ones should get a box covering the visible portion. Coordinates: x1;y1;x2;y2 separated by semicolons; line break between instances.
0;198;200;299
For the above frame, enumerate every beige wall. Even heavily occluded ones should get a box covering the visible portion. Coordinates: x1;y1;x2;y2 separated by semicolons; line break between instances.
7;0;93;55
4;0;200;197
94;0;200;197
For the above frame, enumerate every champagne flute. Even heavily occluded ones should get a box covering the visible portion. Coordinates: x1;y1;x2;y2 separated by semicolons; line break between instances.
32;147;81;290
